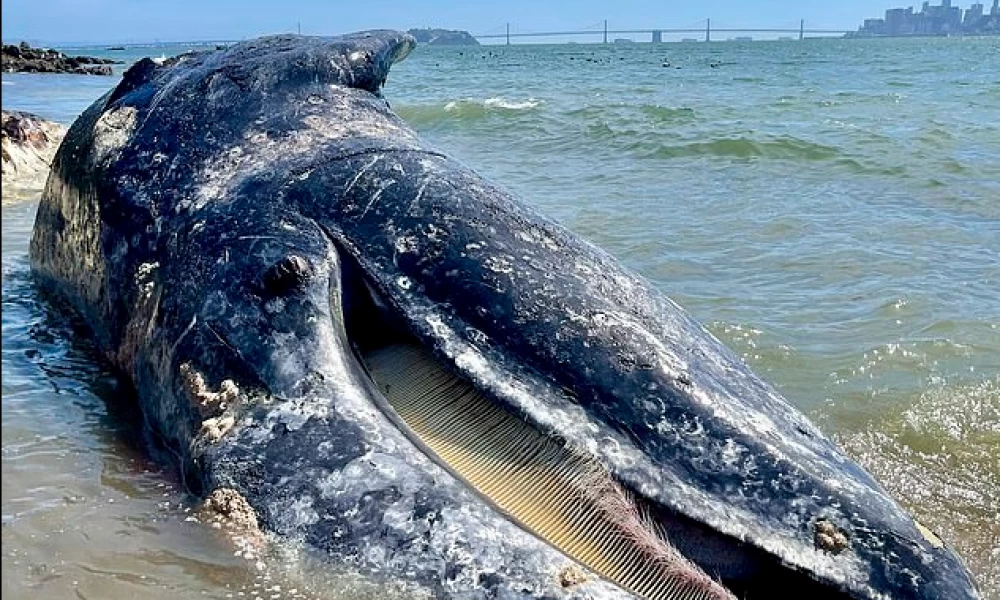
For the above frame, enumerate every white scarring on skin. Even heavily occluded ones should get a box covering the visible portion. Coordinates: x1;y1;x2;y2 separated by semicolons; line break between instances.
91;105;137;164
418;313;883;594
179;90;422;214
135;261;159;299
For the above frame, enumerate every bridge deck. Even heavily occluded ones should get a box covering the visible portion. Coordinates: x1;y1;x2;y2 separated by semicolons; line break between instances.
476;28;847;39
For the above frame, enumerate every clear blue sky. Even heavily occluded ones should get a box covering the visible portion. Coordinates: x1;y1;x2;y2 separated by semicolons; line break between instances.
0;0;948;45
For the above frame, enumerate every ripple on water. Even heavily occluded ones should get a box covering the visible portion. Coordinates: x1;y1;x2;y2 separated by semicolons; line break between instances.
645;135;842;160
835;378;1000;597
636;104;697;123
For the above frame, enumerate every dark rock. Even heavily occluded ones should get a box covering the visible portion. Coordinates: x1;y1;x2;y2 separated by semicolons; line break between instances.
2;42;120;75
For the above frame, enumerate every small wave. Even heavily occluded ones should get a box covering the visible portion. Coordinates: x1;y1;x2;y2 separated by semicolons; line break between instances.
834;158;908;176
648;136;841;161
563;106;607;119
940;158;970;174
481;97;543;110
441;97;543;114
582;121;629;142
397;97;543;128
638;104;696;123
565;104;695;124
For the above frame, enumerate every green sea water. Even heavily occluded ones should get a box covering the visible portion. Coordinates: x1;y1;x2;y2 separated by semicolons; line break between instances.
2;36;999;598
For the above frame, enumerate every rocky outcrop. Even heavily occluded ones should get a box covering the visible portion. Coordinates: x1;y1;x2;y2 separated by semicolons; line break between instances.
2;41;120;75
2;110;65;196
407;28;480;46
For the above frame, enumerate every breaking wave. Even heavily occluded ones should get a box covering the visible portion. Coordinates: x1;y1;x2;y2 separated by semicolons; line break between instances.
396;97;543;127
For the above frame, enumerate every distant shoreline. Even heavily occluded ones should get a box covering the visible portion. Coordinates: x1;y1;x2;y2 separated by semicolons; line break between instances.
3;30;999;50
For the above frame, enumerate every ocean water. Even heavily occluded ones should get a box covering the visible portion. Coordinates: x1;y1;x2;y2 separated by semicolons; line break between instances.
2;36;999;599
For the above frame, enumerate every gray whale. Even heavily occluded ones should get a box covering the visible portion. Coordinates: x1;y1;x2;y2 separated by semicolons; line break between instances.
30;31;979;600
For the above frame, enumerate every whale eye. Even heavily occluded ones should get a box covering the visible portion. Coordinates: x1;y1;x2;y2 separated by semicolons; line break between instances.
260;254;313;295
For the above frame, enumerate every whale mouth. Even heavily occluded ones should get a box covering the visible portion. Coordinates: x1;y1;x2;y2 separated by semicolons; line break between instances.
361;342;734;600
333;252;849;600
334;252;732;600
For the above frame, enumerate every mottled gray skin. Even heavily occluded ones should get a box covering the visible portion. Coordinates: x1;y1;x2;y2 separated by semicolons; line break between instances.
29;32;978;600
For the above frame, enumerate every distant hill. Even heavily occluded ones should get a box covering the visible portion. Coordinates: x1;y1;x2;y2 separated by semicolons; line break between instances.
407;28;480;46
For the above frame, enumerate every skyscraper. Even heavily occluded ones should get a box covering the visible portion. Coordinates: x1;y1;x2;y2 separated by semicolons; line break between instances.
965;2;985;24
993;0;999;15
885;6;916;34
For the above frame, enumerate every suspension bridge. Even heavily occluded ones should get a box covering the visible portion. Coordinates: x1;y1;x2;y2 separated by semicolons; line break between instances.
475;19;849;44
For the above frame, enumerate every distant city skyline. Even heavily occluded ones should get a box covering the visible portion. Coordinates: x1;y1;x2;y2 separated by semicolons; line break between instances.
0;1;943;45
853;0;1000;36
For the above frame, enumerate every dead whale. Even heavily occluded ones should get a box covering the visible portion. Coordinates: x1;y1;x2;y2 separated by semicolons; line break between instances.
29;31;980;600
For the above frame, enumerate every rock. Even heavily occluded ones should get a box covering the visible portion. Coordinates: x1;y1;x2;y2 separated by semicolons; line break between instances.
2;42;120;75
407;28;480;46
1;110;66;196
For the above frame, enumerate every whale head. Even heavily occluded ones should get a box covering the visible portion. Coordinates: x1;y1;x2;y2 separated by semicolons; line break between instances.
30;31;981;600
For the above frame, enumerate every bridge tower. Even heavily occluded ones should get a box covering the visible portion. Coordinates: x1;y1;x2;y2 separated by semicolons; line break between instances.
799;19;804;40
603;20;608;43
705;18;711;42
506;22;510;45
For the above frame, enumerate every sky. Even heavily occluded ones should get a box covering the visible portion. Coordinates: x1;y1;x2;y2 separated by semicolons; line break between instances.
0;0;951;45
